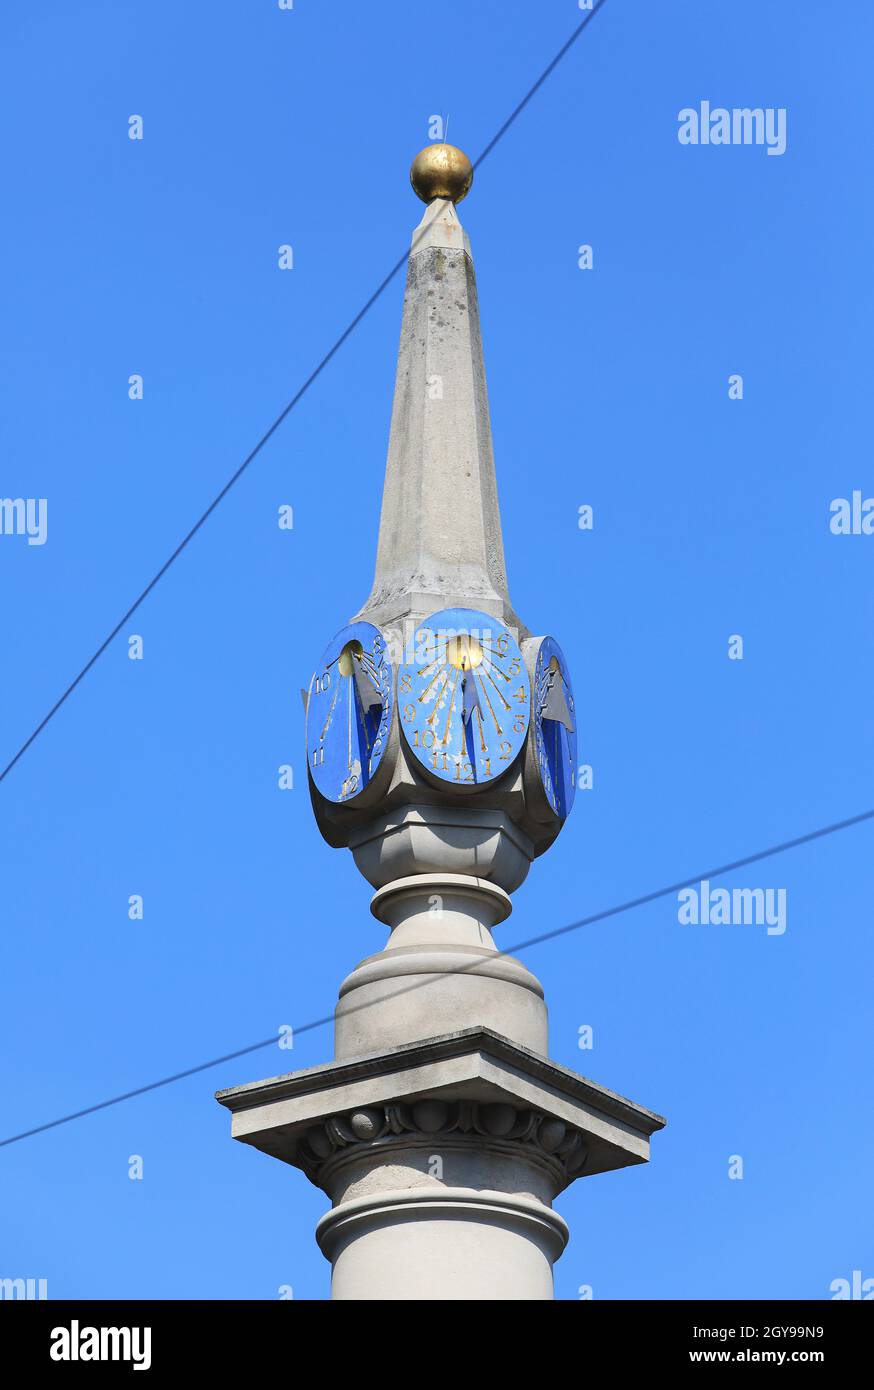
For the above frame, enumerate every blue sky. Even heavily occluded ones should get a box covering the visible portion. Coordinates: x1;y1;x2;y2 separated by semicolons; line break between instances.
1;0;872;1300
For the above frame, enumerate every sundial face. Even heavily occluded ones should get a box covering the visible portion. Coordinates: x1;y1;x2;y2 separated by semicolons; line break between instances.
532;636;577;820
398;607;530;787
306;621;393;803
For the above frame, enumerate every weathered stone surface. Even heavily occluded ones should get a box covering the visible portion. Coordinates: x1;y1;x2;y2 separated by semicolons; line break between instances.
217;1027;665;1184
335;873;547;1057
308;200;563;865
354;199;520;635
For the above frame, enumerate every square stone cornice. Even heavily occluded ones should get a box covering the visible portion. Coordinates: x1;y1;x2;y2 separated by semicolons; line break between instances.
216;1027;665;1179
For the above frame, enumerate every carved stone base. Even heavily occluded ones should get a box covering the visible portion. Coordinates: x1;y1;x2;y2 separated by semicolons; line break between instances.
217;1028;665;1301
296;1097;589;1190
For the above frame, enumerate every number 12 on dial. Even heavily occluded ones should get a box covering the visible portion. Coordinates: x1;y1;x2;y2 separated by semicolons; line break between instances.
398;607;529;787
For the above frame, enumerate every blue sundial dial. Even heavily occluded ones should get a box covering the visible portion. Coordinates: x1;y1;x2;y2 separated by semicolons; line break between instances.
398;607;529;787
531;636;577;820
306;621;393;803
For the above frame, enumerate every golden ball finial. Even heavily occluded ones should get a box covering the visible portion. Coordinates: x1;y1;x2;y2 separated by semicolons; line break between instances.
410;143;474;205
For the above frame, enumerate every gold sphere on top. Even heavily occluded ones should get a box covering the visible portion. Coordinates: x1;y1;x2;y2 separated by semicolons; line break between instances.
410;143;474;205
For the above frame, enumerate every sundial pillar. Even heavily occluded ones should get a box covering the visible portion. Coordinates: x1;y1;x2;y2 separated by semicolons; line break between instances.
218;145;664;1301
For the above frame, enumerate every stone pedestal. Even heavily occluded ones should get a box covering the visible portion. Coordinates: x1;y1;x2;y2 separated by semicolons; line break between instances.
217;1027;663;1301
335;872;546;1057
218;806;664;1302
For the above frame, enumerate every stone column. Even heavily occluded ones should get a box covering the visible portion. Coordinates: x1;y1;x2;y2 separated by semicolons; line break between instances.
217;805;663;1301
315;1100;573;1302
216;145;665;1300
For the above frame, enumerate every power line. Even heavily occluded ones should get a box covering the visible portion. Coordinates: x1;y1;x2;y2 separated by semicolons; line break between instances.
0;0;610;786
505;804;874;954
2;798;870;1150
0;1035;285;1148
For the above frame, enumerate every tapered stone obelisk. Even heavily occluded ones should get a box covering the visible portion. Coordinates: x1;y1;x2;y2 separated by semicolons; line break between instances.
217;145;664;1301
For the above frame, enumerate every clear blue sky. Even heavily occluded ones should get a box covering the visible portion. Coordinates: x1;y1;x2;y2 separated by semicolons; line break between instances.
2;0;872;1300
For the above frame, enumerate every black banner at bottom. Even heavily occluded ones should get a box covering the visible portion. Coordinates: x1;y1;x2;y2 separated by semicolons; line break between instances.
0;1298;869;1373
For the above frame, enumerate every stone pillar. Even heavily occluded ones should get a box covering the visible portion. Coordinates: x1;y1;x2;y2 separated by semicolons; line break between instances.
316;1109;572;1302
216;145;665;1300
217;806;663;1300
320;865;564;1299
335;873;546;1058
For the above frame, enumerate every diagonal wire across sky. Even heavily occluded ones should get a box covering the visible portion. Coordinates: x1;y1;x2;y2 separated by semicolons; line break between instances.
0;0;611;785
1;0;871;1160
2;801;872;1149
